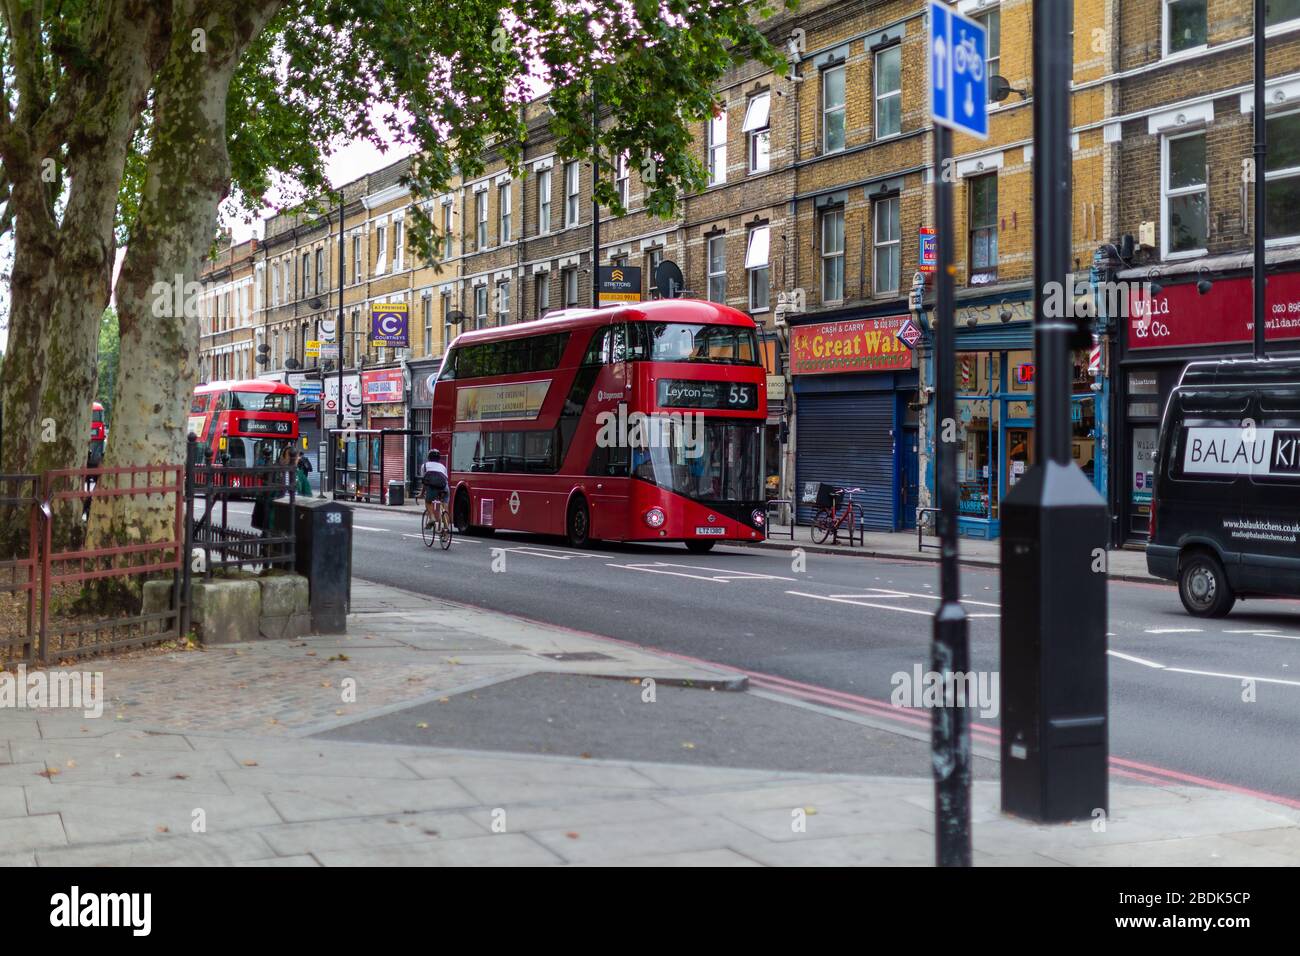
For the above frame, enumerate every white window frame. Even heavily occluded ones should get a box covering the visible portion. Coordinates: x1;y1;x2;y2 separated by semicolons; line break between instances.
271;269;280;306
1161;129;1209;260
441;291;455;350
822;64;846;154
375;225;387;276
978;8;1001;100
474;284;489;329
498;182;511;243
422;295;433;354
1267;0;1300;34
495;279;510;325
562;267;578;307
536;271;551;317
708;107;727;186
351;236;361;282
1163;0;1208;59
873;196;901;297
707;234;726;303
393;219;403;271
538;168;552;235
874;46;901;140
821;208;845;303
615;152;629;209
1265;108;1300;245
565;162;580;228
744;92;770;174
441;203;454;257
476;191;488;248
746;225;770;312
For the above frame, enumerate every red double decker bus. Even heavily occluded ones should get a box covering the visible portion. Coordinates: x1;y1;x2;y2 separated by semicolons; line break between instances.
188;380;299;472
89;402;107;464
430;299;767;551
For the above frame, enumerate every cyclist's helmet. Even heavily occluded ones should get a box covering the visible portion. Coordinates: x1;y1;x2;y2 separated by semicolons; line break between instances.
428;449;441;462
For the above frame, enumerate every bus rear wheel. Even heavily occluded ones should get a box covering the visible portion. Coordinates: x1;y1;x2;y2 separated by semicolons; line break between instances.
453;489;472;534
684;539;716;554
566;497;591;548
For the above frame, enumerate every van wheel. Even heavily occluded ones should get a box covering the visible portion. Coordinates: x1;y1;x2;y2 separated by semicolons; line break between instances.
684;540;716;554
566;497;591;548
1178;552;1235;618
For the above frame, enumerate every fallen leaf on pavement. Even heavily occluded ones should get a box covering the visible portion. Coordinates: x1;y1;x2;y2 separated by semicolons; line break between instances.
681;742;696;750
242;760;258;767
416;722;429;729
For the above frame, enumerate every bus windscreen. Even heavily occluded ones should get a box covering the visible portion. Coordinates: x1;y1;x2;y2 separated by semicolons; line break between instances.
230;391;295;412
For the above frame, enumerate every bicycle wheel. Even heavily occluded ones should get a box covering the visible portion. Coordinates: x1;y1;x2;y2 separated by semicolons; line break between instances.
420;501;435;548
811;508;833;544
438;506;453;550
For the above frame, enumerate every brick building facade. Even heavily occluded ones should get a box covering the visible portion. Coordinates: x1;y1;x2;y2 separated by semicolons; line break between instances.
197;0;1300;527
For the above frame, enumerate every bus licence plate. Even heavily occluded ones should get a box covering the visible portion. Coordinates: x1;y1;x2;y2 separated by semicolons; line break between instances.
694;527;726;536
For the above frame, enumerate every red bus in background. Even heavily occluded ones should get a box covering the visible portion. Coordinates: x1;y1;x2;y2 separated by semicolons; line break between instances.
188;380;299;476
89;402;107;465
430;299;767;552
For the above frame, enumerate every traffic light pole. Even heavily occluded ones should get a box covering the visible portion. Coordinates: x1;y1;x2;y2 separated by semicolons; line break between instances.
999;0;1108;823
931;121;971;868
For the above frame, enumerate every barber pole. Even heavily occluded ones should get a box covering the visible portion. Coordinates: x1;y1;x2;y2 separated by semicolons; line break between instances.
1088;342;1102;376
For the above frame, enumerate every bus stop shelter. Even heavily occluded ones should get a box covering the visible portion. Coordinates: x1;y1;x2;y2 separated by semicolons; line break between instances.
327;427;421;505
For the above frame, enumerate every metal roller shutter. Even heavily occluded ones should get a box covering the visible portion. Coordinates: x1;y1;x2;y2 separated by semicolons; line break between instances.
371;415;406;502
795;392;896;531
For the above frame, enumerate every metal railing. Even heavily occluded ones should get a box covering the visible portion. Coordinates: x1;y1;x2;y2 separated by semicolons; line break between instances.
187;442;296;581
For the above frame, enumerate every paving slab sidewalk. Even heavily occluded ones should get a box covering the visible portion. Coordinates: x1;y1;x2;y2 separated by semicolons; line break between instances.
1;580;1292;866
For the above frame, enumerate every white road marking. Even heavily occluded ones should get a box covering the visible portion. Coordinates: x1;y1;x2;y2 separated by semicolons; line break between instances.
1107;650;1165;669
353;524;389;532
611;562;796;583
844;587;1001;609
786;591;935;616
1165;666;1300;688
1225;628;1280;633
1143;627;1203;634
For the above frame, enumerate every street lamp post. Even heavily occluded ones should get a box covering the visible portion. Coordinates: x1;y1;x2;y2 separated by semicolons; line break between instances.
1253;0;1267;359
999;0;1109;823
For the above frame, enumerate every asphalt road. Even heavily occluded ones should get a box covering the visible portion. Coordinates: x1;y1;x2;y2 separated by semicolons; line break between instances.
226;500;1300;802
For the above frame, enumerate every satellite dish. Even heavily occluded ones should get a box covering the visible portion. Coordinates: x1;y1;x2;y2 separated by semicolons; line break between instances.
655;260;685;299
447;310;466;326
255;354;269;365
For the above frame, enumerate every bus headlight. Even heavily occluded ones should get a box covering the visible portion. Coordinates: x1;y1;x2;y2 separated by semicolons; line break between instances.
752;508;765;527
644;507;665;528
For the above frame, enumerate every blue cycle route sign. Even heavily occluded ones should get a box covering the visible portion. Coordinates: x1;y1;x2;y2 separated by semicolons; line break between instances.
928;1;989;140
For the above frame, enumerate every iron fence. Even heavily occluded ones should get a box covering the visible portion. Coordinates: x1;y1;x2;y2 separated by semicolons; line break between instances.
187;442;297;581
0;474;40;663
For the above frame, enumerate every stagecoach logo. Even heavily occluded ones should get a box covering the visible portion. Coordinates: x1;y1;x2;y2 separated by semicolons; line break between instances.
597;390;625;402
1182;426;1300;477
595;403;704;459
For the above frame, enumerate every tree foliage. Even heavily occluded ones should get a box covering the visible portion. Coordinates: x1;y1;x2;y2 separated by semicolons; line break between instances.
95;307;119;424
0;0;796;548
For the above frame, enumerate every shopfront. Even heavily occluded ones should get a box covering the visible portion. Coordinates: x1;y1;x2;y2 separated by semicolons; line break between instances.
949;347;1098;539
790;314;919;531
1115;267;1300;544
407;358;441;489
361;367;407;502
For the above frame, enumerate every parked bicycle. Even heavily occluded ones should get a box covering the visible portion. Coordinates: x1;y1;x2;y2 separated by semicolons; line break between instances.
419;487;453;551
811;486;862;545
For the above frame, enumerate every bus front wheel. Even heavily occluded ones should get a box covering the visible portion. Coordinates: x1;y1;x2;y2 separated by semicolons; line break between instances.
566;497;591;548
684;539;716;554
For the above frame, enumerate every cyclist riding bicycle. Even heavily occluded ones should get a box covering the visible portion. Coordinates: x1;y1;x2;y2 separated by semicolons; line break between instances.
421;449;450;529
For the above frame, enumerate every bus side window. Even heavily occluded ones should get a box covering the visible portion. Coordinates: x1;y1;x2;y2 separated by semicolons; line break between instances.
609;325;627;363
625;323;648;361
439;349;458;381
582;327;610;366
